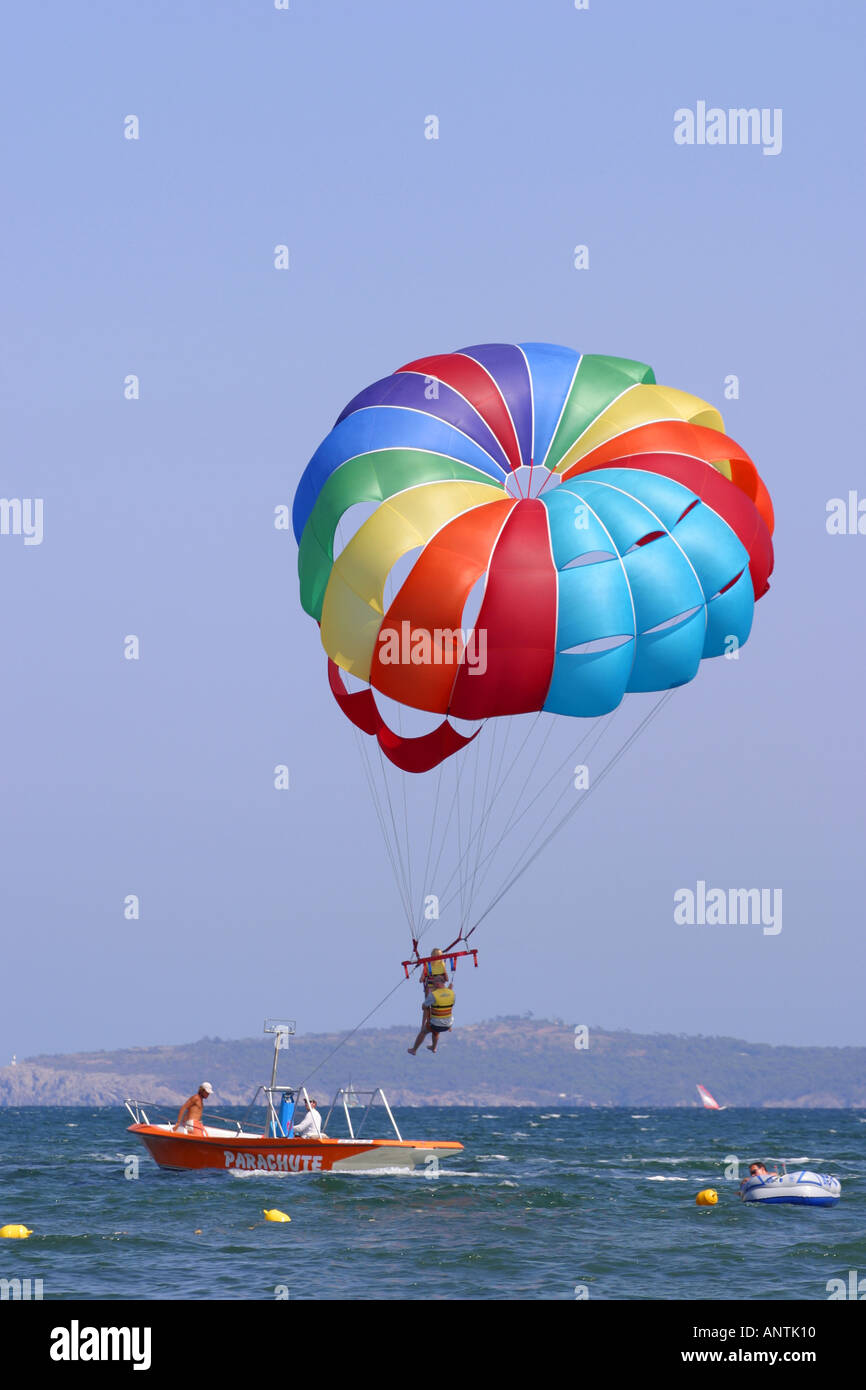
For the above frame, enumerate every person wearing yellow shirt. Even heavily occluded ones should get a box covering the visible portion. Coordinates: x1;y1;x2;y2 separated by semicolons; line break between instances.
420;947;449;992
408;973;455;1055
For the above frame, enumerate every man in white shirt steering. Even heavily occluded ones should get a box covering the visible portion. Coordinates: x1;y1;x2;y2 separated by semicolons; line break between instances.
293;1098;323;1138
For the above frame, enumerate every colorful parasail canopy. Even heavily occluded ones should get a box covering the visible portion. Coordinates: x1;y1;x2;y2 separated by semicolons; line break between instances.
293;344;774;773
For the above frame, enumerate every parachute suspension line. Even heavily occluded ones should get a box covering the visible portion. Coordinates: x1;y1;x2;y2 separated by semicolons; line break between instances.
297;973;410;1092
463;708;633;929
441;706;622;926
430;711;543;919
398;713;414;946
375;739;416;931
464;721;482;899
411;711;535;953
454;744;467;933
455;713;541;931
410;736;474;969
389;695;415;940
357;727;416;933
462;709;612;914
456;724;486;937
353;729;407;917
453;729;486;943
424;767;461;925
436;704;592;925
414;759;444;945
465;711;507;924
353;728;414;933
466;689;675;939
468;712;558;909
420;713;487;953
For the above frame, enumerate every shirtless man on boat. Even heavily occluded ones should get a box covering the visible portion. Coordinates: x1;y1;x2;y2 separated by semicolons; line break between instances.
174;1082;213;1134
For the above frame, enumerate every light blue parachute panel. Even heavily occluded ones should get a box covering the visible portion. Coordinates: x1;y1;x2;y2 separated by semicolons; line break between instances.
543;476;625;564
622;535;705;633
541;467;756;711
588;467;698;531
669;502;755;656
543;479;636;715
704;567;755;656
546;557;637;715
672;502;752;603
563;476;677;554
622;537;706;692
545;630;637;716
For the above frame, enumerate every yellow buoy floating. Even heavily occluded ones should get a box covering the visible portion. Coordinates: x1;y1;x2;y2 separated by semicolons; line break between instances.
0;1224;33;1239
263;1208;291;1223
696;1189;718;1206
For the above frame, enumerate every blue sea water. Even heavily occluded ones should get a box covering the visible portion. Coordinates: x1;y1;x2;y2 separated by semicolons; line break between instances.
0;1106;863;1301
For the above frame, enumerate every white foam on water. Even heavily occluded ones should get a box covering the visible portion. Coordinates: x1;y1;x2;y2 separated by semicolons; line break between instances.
632;1157;695;1165
229;1168;291;1179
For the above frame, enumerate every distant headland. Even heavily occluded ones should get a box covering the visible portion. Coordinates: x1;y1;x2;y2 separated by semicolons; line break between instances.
1;1019;864;1108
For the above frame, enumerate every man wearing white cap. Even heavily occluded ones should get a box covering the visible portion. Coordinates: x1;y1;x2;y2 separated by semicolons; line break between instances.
175;1082;213;1135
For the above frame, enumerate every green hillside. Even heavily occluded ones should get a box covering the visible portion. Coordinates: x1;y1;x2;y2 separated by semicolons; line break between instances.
1;1019;864;1108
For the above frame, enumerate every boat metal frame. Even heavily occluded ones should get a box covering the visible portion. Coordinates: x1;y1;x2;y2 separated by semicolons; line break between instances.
123;1018;403;1143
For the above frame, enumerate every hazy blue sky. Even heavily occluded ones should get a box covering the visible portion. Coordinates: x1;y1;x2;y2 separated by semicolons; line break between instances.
2;1;864;1062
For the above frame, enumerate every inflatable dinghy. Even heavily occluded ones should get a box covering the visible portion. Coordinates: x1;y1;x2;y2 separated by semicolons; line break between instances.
741;1167;840;1207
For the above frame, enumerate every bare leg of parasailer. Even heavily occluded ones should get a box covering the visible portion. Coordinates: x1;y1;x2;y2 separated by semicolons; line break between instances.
408;1006;432;1055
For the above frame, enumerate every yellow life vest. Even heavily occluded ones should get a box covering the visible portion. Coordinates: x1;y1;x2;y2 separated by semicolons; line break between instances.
430;987;455;1024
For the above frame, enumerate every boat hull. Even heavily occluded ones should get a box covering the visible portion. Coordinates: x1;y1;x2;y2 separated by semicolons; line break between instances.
128;1124;462;1174
742;1171;840;1207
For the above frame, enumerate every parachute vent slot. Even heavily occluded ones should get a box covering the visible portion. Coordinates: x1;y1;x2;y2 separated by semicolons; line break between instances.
675;499;701;525
639;606;702;636
624;531;666;554
562;550;617;570
709;568;745;601
560;634;632;656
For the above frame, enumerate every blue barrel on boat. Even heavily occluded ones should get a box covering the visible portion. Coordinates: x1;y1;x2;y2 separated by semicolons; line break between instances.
269;1093;295;1138
278;1093;295;1138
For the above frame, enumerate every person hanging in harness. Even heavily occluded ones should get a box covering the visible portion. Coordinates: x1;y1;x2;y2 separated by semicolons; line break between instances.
420;947;449;993
408;966;456;1056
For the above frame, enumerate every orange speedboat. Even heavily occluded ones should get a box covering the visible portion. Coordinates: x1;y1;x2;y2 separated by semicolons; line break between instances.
125;1020;462;1175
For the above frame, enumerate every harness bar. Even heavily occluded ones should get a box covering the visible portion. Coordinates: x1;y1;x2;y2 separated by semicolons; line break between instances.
402;948;479;979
